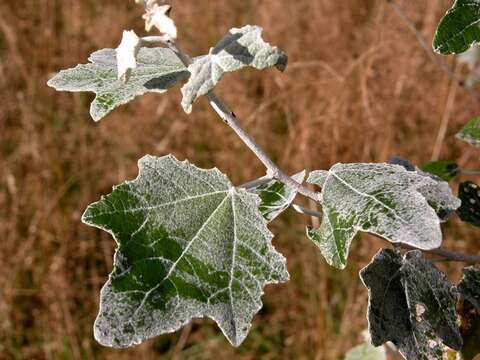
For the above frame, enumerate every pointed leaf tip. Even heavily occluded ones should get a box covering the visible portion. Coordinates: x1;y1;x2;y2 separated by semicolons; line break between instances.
83;154;289;348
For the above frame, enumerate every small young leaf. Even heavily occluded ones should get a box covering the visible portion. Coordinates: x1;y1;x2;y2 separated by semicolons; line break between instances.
47;48;188;121
421;160;460;182
307;163;460;269
82;155;289;348
458;181;480;227
116;30;142;83
457;117;480;148
344;342;386;360
181;25;288;113
433;0;480;55
248;171;306;222
361;249;463;360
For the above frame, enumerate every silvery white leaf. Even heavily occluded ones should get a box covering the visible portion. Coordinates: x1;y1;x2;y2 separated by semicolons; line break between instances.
82;154;289;348
307;163;459;269
47;47;188;121
181;25;287;113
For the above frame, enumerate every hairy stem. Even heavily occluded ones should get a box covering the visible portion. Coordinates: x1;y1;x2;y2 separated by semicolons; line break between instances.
156;38;321;202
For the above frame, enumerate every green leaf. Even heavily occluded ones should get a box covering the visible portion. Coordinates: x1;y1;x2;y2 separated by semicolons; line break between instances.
307;163;460;269
457;117;480;147
47;48;188;121
458;181;480;227
248;171;306;222
421;160;460;182
361;249;462;360
458;267;480;360
82;154;289;348
181;25;288;113
433;0;480;55
344;342;386;360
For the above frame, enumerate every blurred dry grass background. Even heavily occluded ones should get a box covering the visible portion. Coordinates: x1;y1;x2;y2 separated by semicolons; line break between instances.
1;0;480;359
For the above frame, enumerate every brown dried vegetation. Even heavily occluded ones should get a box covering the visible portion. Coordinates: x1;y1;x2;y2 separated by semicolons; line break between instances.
0;0;479;359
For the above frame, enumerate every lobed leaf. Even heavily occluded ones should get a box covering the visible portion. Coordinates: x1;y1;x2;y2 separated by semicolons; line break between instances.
433;0;480;55
248;171;306;222
457;181;480;227
47;48;188;121
307;163;460;269
181;25;288;113
457;117;480;147
82;154;289;348
361;249;462;360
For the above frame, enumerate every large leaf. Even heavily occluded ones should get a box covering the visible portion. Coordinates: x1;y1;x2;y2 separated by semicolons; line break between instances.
248;171;306;222
457;117;480;148
82;154;289;348
307;163;460;269
47;48;188;121
361;249;462;360
181;25;288;113
458;181;480;228
360;249;418;359
433;0;480;55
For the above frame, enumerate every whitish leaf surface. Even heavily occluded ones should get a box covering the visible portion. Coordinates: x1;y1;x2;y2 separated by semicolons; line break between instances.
458;181;480;227
457;117;480;147
82;154;289;348
307;163;460;269
344;342;386;360
181;25;288;113
361;249;462;360
433;0;480;54
400;251;463;351
248;171;306;221
47;48;188;121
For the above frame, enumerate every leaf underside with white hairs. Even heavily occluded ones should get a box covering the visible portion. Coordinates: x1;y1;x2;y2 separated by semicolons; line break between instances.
361;249;462;360
457;117;480;148
181;25;288;113
433;0;480;55
82;154;289;348
306;163;460;269
47;48;188;121
248;171;306;222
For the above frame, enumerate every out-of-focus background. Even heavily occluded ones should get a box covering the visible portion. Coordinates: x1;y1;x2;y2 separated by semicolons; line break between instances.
1;0;479;359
